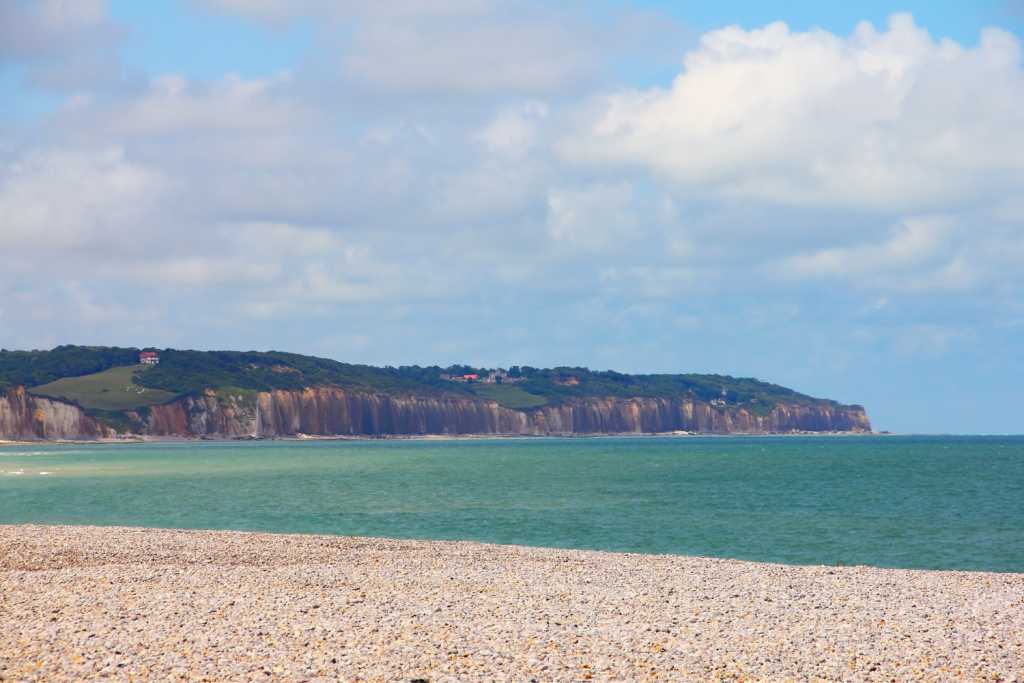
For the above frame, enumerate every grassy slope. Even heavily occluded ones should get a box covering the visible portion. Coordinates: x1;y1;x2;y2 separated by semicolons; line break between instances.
28;366;180;411
472;384;548;409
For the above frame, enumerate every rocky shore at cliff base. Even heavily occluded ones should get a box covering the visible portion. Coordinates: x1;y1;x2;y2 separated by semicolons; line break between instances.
2;525;1021;682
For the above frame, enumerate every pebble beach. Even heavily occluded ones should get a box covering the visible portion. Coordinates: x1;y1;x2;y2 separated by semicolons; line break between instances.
1;526;1021;682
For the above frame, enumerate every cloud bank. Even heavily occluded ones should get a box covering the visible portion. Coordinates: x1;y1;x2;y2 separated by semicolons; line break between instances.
563;14;1024;213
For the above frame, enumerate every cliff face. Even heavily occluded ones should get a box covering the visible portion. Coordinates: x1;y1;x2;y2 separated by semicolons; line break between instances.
2;385;870;440
127;389;532;437
127;388;871;437
0;386;115;440
529;397;871;435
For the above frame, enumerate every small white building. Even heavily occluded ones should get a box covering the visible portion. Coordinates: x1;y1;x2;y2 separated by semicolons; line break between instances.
140;352;160;365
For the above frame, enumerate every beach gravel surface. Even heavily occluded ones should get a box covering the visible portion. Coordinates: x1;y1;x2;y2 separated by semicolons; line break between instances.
1;525;1021;682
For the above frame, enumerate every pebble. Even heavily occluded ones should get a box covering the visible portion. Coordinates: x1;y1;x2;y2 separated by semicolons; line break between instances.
1;525;1021;682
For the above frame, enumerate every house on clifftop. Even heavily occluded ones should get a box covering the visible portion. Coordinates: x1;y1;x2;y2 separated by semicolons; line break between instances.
140;352;160;365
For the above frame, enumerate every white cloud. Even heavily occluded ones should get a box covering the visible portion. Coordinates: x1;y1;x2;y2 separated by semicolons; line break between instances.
238;222;336;257
191;0;496;27
67;72;303;136
195;1;676;97
600;266;700;299
781;216;955;276
0;147;165;252
775;212;1024;292
136;258;282;287
889;324;977;358
339;15;602;95
6;11;1021;310
285;255;453;304
0;0;123;89
476;101;548;159
546;183;640;253
561;14;1024;213
0;0;107;58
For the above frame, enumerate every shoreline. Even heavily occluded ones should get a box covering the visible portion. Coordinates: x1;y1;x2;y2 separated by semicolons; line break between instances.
1;430;900;446
2;525;1021;681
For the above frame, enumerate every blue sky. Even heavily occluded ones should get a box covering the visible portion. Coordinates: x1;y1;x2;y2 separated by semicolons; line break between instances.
2;0;1024;433
642;0;1023;44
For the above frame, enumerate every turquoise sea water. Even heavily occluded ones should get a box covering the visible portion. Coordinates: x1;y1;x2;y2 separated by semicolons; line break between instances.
1;436;1021;572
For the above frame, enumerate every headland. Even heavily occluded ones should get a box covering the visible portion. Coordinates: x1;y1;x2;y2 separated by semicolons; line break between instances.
1;346;870;440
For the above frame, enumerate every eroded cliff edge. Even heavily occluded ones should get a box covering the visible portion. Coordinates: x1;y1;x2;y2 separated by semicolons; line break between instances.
0;386;115;440
2;386;870;441
118;388;869;438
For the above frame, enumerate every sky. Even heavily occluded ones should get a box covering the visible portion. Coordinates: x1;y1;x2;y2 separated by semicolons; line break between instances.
2;1;1024;434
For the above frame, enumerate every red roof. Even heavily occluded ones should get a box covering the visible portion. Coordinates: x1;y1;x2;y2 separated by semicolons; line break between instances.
140;352;159;358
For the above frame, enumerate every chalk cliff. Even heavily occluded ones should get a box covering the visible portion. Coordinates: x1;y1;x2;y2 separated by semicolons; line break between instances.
3;385;870;440
529;397;870;434
0;386;115;440
125;388;871;438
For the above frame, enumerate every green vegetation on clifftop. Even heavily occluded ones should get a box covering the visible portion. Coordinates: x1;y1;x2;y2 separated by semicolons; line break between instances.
0;346;143;389
29;366;180;411
132;350;455;396
0;346;861;413
472;383;548;409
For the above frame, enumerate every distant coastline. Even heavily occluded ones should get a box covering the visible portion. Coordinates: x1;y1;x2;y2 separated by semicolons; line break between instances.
2;345;871;440
2;430;898;448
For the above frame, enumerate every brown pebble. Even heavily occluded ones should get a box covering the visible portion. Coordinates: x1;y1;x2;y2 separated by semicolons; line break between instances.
1;524;1021;682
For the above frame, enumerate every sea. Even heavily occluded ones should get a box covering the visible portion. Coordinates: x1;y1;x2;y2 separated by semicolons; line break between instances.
1;435;1021;573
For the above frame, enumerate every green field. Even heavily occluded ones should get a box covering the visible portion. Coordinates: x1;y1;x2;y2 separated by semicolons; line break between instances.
472;383;548;409
29;366;180;411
